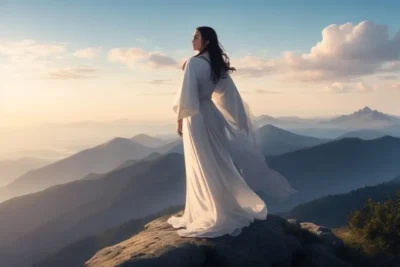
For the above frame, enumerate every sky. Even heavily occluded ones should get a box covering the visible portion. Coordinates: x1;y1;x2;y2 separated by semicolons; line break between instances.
1;0;400;127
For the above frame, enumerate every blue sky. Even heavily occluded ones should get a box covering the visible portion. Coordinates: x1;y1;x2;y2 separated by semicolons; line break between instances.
0;0;400;126
2;0;399;56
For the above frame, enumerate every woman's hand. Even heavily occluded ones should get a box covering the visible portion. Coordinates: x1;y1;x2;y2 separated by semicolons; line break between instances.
176;119;183;137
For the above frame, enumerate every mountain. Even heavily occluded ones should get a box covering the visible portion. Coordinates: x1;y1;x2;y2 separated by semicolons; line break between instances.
112;152;164;171
79;153;164;182
0;149;293;267
84;212;351;267
31;206;183;267
321;106;399;129
382;123;400;137
255;115;321;129
0;153;186;267
7;149;72;160
0;137;154;203
266;136;400;209
0;157;55;187
282;176;400;228
130;134;171;148
287;127;350;139
336;129;390;140
257;124;329;156
255;114;282;126
153;125;329;158
154;139;183;154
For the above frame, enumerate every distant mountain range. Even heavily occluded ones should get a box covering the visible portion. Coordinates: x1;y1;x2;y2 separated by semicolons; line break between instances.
0;157;55;187
131;134;176;148
256;106;400;131
336;129;389;140
31;205;184;267
0;137;155;203
257;124;329;156
1;133;400;266
0;149;293;267
266;136;400;210
0;154;186;267
2;125;328;203
282;176;400;228
321;106;400;128
4;120;399;204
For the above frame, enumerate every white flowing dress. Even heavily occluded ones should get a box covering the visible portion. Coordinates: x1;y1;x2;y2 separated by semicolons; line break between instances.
167;51;295;238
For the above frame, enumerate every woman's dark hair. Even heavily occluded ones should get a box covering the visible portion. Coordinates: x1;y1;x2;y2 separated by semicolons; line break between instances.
182;26;236;84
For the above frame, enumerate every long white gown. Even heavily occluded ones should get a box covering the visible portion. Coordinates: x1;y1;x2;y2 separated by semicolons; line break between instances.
167;51;295;238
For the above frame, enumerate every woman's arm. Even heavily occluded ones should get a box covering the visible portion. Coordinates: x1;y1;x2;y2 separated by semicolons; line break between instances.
176;119;183;137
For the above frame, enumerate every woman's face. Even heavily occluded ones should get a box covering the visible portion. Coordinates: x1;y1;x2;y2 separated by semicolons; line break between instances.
192;30;208;51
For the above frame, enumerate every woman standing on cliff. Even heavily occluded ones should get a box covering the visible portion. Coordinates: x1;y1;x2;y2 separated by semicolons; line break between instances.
167;26;295;238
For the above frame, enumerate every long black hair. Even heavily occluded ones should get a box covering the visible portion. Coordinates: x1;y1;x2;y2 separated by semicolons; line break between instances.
182;26;236;84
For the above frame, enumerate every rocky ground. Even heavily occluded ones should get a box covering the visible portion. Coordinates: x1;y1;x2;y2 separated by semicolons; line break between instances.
85;211;352;267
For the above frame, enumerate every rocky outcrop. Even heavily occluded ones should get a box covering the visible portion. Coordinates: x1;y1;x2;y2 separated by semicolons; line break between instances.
85;211;352;267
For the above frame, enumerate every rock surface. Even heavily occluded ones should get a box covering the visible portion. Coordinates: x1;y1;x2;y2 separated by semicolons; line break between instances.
85;211;352;267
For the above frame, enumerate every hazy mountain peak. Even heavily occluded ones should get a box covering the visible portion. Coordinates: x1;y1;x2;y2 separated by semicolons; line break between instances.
131;133;156;140
99;137;135;148
359;106;373;113
131;133;171;148
326;106;399;128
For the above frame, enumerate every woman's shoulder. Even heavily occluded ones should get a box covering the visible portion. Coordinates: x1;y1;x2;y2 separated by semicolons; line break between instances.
184;56;209;72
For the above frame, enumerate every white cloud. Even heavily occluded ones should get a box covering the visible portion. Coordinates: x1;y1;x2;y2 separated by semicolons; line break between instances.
0;39;66;62
323;80;400;93
73;47;101;59
231;56;278;78
323;82;350;93
108;47;179;70
231;21;400;82
48;66;97;80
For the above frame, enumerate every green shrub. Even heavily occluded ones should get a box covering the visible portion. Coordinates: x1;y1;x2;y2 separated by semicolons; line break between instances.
347;189;400;255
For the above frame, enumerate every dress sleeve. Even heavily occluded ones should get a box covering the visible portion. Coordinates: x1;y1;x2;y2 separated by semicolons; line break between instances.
173;58;200;121
212;73;249;133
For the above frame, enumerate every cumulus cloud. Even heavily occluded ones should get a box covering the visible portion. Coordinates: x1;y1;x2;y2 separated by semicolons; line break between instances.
232;21;400;82
108;48;178;69
281;21;400;81
232;56;278;78
73;47;101;59
48;66;97;79
323;80;400;93
0;39;66;62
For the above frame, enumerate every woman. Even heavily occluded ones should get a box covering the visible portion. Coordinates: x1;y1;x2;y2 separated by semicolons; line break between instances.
167;26;295;238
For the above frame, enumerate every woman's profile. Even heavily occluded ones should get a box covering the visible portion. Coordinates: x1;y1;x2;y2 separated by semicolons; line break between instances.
167;26;295;238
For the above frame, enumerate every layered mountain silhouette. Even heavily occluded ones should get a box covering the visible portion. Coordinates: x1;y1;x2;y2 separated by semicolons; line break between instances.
0;153;186;267
256;107;400;135
2;125;327;204
0;137;155;203
267;136;400;210
1;132;400;266
31;206;184;267
0;157;55;187
131;134;175;148
258;124;329;156
321;106;400;128
336;129;389;140
282;176;400;228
